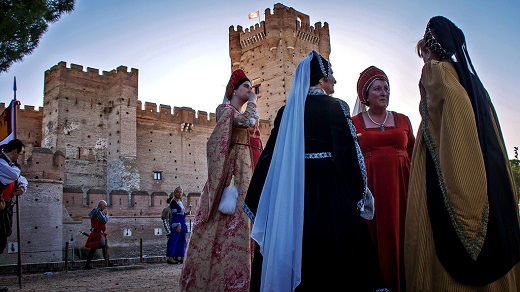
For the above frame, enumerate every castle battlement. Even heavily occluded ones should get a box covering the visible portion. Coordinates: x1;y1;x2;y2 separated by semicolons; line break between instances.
135;100;217;125
240;23;267;49
0;103;43;113
46;61;138;81
229;3;329;55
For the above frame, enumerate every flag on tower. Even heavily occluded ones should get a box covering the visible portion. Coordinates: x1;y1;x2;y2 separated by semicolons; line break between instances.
248;10;259;19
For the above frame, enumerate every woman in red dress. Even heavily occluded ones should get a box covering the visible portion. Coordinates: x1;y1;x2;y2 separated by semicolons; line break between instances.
352;66;415;292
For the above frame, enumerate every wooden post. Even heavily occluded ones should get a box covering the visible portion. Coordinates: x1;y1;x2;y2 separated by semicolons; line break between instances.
140;238;143;263
64;242;69;272
105;244;109;267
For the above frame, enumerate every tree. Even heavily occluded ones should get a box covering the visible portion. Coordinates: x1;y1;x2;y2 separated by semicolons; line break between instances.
0;0;75;73
510;159;520;198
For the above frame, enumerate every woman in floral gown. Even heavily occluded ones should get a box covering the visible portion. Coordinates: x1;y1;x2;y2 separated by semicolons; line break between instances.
180;69;262;292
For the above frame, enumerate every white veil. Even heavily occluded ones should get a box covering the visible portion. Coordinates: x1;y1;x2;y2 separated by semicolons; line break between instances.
251;50;317;291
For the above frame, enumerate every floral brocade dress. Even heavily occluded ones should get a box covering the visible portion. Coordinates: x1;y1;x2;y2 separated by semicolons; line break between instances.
180;102;262;292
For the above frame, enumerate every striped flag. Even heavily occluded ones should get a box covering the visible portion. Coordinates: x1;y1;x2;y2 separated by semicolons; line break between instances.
248;10;259;19
0;99;15;146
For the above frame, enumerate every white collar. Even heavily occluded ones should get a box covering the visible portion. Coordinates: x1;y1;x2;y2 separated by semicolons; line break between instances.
1;149;13;165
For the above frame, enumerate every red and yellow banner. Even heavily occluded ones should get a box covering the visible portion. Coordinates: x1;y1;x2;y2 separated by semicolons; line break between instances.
248;10;259;19
0;100;15;146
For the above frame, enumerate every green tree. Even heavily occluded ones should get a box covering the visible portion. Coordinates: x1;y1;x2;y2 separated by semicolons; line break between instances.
0;0;75;73
510;159;520;197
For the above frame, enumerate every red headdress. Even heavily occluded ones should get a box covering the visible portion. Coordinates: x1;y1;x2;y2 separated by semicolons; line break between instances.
356;66;388;105
225;69;250;100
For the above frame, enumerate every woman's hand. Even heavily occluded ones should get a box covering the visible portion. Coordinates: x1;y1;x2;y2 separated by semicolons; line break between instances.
176;225;181;233
247;91;257;103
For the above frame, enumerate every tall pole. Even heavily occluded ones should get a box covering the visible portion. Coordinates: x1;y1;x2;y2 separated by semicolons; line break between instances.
13;77;22;289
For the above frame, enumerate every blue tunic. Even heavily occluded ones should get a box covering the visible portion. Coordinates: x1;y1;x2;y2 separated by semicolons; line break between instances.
166;199;187;258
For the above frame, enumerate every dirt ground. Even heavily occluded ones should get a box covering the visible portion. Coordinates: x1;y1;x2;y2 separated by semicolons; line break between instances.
0;262;183;291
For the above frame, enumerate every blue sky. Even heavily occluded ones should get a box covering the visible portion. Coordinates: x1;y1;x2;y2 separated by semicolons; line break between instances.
1;0;519;158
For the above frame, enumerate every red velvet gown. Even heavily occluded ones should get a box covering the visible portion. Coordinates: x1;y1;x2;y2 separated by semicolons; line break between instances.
352;111;415;292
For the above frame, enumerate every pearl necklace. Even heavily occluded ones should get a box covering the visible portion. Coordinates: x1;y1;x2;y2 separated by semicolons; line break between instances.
366;110;388;132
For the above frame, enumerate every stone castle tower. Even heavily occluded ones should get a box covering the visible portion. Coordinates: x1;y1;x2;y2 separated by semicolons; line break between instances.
42;63;141;195
0;3;331;264
229;3;331;123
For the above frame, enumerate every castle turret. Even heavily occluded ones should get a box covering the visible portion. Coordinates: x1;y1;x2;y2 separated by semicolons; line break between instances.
318;22;331;59
13;148;65;263
229;25;243;70
104;65;141;196
42;62;140;198
265;7;282;52
229;3;332;145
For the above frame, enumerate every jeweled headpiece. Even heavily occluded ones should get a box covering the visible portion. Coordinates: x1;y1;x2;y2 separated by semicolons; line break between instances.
309;51;331;86
424;27;449;59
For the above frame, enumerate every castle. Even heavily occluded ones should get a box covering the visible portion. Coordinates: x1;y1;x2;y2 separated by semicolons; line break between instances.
0;3;331;264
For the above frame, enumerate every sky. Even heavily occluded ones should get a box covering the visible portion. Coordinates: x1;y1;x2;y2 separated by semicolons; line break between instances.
1;0;519;158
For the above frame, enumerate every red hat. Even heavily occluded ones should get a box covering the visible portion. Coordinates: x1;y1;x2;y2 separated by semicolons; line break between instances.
225;69;250;100
356;66;388;104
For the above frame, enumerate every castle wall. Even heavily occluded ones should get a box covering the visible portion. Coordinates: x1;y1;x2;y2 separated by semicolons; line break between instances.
135;104;213;194
6;179;65;264
65;160;107;190
0;3;327;265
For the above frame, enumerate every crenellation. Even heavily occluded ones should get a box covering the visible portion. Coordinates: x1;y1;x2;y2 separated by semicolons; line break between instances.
63;189;178;217
230;25;244;34
197;111;208;121
117;65;128;73
314;21;322;31
70;63;84;72
15;105;43;118
240;28;266;49
131;191;150;216
159;104;172;120
86;67;100;75
174;106;196;125
45;62;138;90
66;193;87;216
144;101;157;113
109;189;131;209
86;188;106;207
54;61;67;70
23;105;35;112
242;21;265;37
